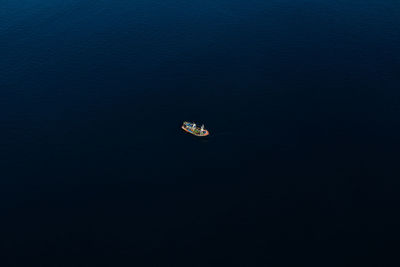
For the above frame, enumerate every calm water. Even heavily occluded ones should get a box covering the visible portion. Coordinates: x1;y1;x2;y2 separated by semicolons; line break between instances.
1;1;400;266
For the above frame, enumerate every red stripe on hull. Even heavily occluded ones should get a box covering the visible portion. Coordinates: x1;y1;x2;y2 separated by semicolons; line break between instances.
181;126;209;137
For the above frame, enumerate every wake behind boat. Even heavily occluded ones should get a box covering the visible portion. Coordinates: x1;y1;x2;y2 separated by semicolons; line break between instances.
182;121;209;137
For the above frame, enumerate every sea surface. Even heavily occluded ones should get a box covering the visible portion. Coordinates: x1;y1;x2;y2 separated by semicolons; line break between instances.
1;1;400;266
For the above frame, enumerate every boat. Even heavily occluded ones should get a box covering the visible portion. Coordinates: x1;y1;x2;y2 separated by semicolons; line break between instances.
181;121;209;137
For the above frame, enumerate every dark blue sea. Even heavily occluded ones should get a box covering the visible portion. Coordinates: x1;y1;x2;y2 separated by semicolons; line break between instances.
1;1;400;266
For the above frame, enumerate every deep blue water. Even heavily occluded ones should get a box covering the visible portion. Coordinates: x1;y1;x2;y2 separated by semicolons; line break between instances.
1;1;400;266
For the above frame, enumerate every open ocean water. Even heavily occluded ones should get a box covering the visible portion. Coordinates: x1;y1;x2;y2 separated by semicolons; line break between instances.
1;0;400;266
